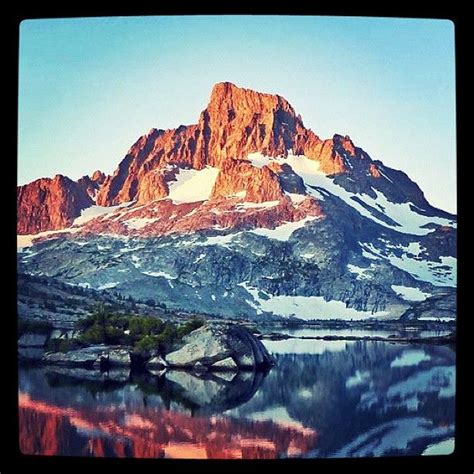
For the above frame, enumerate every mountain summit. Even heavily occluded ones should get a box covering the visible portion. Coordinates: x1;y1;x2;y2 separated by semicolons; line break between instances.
18;82;450;235
17;82;457;322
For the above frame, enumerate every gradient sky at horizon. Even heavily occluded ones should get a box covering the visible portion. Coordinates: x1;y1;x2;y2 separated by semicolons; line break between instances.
18;16;456;213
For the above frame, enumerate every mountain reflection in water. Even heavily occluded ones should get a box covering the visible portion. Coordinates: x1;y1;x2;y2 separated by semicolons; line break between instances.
19;340;455;459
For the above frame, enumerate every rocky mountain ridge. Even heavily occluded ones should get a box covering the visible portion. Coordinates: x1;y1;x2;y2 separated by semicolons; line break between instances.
17;82;457;321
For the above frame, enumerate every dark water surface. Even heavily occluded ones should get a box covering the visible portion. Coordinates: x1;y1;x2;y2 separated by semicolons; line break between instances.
19;339;455;459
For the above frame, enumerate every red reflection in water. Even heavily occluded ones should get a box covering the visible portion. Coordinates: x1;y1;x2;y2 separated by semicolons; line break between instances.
19;393;317;459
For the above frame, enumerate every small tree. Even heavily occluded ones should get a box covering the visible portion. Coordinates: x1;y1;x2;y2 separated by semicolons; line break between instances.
79;324;106;344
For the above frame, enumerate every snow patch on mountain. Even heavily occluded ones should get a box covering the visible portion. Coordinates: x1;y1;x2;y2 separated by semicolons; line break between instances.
236;200;280;210
361;242;456;287
286;192;307;203
97;282;120;290
141;270;176;279
387;254;456;287
391;285;431;301
73;202;133;226
250;216;320;241
124;217;159;229
201;233;242;247
168;166;220;204
17;228;81;249
239;282;389;320
347;264;373;280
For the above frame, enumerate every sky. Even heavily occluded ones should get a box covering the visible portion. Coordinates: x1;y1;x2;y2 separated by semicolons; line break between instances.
18;16;456;213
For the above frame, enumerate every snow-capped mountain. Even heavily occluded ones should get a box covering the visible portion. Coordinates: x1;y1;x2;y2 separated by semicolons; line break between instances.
17;82;457;321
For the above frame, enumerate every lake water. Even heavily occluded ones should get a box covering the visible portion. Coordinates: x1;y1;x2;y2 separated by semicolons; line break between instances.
18;339;455;459
278;327;453;339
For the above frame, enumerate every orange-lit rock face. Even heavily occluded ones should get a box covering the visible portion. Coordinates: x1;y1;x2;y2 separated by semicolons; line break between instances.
17;82;383;235
211;159;283;202
17;175;93;234
201;82;308;164
94;82;356;207
19;393;317;459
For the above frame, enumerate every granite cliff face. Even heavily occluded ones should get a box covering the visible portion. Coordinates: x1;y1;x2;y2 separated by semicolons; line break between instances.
17;82;457;321
17;175;93;234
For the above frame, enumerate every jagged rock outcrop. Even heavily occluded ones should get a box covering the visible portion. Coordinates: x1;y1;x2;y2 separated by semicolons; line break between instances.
18;82;448;235
93;82;412;208
211;158;283;202
17;174;94;234
77;170;107;201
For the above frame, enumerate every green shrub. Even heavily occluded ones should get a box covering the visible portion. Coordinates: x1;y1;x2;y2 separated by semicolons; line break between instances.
79;324;106;344
104;325;123;344
74;305;206;351
129;316;163;338
176;317;205;338
134;335;159;352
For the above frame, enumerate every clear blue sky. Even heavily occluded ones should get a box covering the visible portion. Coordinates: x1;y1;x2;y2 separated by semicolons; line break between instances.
18;16;456;213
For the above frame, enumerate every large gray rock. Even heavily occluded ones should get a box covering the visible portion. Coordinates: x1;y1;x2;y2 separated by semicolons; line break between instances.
103;348;132;367
165;323;274;370
18;333;48;347
42;345;131;368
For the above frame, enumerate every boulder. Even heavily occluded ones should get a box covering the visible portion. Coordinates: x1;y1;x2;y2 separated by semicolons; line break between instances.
42;345;131;369
102;348;132;368
18;333;48;347
165;323;274;370
50;329;76;340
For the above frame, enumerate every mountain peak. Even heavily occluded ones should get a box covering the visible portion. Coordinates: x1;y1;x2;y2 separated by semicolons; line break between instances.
210;81;239;97
207;81;295;117
18;83;450;235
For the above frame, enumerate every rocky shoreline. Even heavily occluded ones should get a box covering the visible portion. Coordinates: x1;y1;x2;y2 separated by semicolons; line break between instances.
19;323;275;372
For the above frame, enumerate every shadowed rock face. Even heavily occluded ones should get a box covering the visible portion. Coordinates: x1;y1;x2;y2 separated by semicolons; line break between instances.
164;323;275;370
